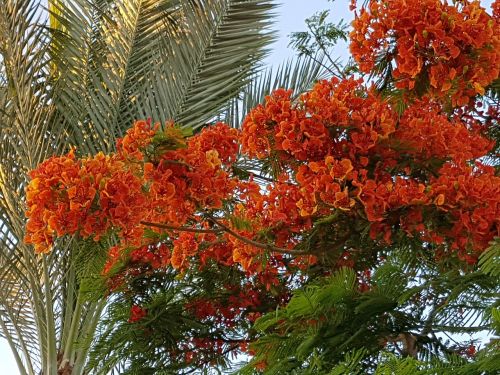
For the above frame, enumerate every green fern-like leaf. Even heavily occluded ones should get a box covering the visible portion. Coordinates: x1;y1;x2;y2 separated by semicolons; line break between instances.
479;239;500;277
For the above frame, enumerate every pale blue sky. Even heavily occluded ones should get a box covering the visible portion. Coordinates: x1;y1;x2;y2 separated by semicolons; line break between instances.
264;0;352;67
0;0;495;373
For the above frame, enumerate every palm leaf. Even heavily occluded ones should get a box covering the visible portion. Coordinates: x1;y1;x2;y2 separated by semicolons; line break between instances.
0;1;55;372
171;0;276;128
49;0;276;156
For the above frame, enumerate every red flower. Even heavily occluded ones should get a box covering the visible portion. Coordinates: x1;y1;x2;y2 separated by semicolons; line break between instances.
128;305;147;323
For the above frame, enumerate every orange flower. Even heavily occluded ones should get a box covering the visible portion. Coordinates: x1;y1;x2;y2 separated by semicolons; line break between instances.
171;232;199;270
350;0;500;104
117;119;158;160
25;72;498;274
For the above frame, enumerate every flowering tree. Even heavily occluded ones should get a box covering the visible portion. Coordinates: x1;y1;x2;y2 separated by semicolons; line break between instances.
0;1;283;374
24;0;500;373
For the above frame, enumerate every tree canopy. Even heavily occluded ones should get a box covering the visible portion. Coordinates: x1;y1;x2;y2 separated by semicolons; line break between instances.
16;0;500;373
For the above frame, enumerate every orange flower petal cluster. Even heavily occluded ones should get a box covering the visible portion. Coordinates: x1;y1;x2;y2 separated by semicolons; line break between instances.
26;77;498;270
100;170;147;235
296;157;357;215
117;119;158;160
171;232;199;270
239;78;498;259
144;122;240;226
429;162;500;260
494;0;500;21
25;150;124;253
394;99;495;162
350;0;500;105
199;240;235;267
25;121;241;255
242;78;397;161
241;88;332;161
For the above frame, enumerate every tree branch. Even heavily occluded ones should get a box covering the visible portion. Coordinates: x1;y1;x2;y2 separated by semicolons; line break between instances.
205;214;311;256
140;221;223;234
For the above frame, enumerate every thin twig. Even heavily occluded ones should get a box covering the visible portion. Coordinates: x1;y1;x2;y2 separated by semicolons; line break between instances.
141;214;344;257
140;221;223;234
205;214;311;256
309;23;347;79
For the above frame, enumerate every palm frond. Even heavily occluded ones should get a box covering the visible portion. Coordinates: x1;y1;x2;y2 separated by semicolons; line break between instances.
0;1;54;371
49;0;276;155
171;0;276;129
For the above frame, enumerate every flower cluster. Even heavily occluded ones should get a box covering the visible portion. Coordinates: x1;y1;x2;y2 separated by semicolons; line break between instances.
25;121;240;255
429;162;500;262
394;100;494;163
24;150;135;253
26;74;498;274
241;88;333;161
239;77;498;262
350;0;500;105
